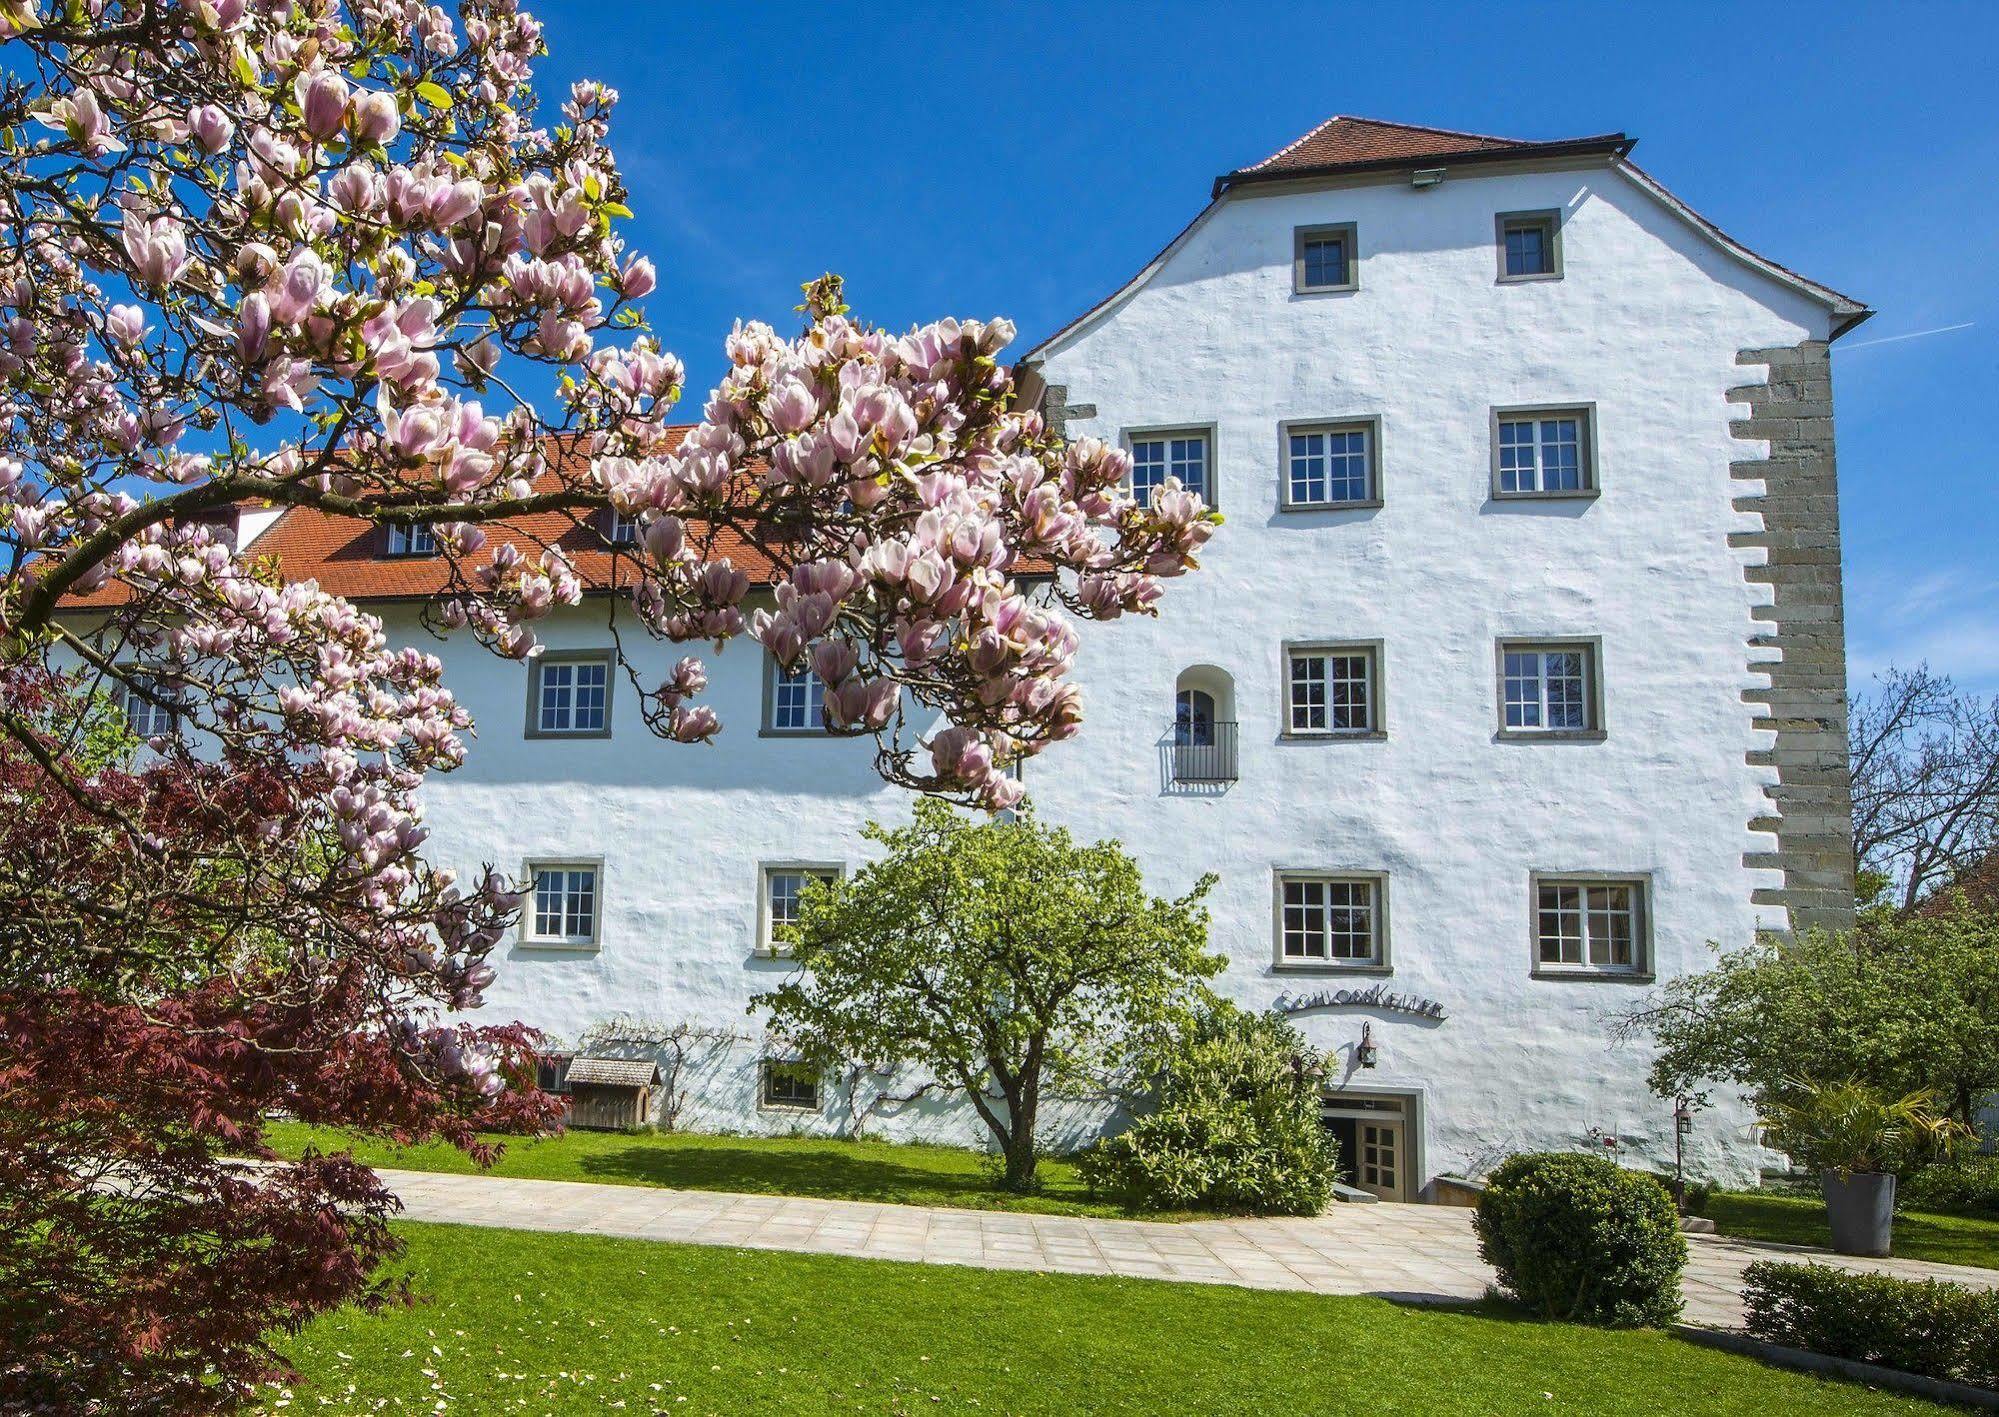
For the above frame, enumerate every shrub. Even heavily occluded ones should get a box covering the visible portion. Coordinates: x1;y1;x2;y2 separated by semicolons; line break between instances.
1473;1152;1686;1327
1742;1260;1999;1389
1077;1002;1339;1215
1903;1151;1999;1217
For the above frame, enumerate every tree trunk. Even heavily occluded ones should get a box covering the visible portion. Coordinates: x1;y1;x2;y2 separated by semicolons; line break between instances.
999;1064;1042;1192
1000;1111;1039;1192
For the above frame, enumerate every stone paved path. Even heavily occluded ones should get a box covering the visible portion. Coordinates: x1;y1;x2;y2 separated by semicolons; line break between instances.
378;1167;1999;1330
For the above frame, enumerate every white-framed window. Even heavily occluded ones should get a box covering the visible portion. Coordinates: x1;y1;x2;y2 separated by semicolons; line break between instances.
603;508;639;545
1493;407;1595;497
760;1059;821;1111
529;653;612;737
1497;210;1562;281
1128;429;1210;507
1534;875;1648;976
524;861;601;947
764;656;825;734
385;523;438;556
1277;872;1387;968
1500;641;1600;735
759;863;840;956
1286;643;1380;736
122;672;177;738
1283;419;1378;507
1294;223;1358;294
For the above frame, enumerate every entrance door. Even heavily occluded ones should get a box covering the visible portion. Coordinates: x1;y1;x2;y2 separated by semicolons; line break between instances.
1355;1120;1403;1201
1321;1092;1414;1202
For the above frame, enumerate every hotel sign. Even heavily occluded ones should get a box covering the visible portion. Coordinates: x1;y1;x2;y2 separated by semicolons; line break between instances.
1272;983;1448;1021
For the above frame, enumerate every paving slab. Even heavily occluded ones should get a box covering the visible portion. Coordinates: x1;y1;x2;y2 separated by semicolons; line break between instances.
372;1166;1997;1330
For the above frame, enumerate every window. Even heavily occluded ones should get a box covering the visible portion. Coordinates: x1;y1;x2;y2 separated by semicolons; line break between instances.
1534;875;1648;976
603;508;639;545
122;672;177;738
1499;641;1601;736
529;653;612;737
1128;429;1211;507
385;523;437;556
1492;406;1595;497
1175;688;1215;747
764;657;825;734
1285;643;1381;736
536;1052;574;1095
1282;419;1379;508
524;862;600;946
761;1059;821;1111
1497;210;1561;281
1294;223;1358;293
1277;873;1387;969
760;864;840;955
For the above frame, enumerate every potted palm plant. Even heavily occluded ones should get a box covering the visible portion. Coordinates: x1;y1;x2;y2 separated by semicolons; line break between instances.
1757;1080;1963;1257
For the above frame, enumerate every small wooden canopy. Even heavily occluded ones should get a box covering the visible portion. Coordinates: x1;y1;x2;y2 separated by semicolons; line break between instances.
563;1056;661;1088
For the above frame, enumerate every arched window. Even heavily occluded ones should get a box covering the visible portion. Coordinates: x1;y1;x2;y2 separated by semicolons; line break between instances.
1175;687;1216;746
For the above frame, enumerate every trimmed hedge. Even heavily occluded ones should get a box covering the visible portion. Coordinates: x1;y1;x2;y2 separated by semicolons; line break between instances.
1742;1260;1999;1389
1473;1152;1686;1327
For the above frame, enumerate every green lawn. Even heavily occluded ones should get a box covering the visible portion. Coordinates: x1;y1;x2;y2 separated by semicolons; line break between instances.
264;1121;1164;1220
1706;1190;1999;1269
249;1221;1953;1415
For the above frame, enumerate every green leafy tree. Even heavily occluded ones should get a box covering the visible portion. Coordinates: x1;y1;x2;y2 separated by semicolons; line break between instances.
1614;907;1999;1122
752;800;1221;1191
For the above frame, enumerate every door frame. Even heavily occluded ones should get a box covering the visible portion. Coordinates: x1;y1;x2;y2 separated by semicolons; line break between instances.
1321;1086;1426;1202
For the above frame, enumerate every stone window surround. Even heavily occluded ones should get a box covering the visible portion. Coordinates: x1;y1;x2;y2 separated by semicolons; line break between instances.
755;860;843;959
1528;869;1654;982
760;652;828;737
1293;222;1360;295
1120;422;1218;512
1270;867;1393;975
1496;209;1564;283
1493;636;1606;741
1277;415;1385;511
1280;638;1386;741
1489;402;1600;501
519;856;605;952
524;648;615;740
758;1057;822;1113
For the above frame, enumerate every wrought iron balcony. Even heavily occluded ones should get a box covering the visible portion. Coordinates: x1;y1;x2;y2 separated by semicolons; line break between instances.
1169;720;1239;784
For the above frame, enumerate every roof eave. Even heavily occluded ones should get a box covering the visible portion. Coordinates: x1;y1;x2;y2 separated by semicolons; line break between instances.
1210;134;1635;199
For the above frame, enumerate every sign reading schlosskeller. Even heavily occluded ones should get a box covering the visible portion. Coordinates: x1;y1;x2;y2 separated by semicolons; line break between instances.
1272;983;1448;1021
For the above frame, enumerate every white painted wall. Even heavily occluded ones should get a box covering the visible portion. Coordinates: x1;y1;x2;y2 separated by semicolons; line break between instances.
412;159;1841;1189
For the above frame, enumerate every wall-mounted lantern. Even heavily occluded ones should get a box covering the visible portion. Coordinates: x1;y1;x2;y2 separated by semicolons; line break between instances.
1355;1023;1378;1069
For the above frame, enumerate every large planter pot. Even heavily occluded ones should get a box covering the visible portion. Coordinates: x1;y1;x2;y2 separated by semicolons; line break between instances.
1821;1169;1896;1257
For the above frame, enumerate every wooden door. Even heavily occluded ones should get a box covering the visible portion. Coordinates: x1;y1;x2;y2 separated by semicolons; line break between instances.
1356;1119;1405;1201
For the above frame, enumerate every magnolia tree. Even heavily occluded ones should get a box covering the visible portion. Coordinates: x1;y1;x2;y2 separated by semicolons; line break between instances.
0;1;1213;1408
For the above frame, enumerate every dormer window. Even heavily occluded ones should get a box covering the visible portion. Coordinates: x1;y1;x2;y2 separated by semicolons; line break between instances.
1294;223;1358;294
385;523;437;556
1497;210;1562;281
603;508;639;546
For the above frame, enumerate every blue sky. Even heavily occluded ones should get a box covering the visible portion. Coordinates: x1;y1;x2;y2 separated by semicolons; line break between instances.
530;1;1998;694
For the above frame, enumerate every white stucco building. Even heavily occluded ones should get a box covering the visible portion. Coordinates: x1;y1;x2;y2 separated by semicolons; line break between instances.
215;118;1872;1197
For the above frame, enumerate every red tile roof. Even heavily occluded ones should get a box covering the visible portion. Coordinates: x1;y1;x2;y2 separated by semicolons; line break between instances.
1920;853;1999;918
62;426;787;608
1214;115;1631;196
